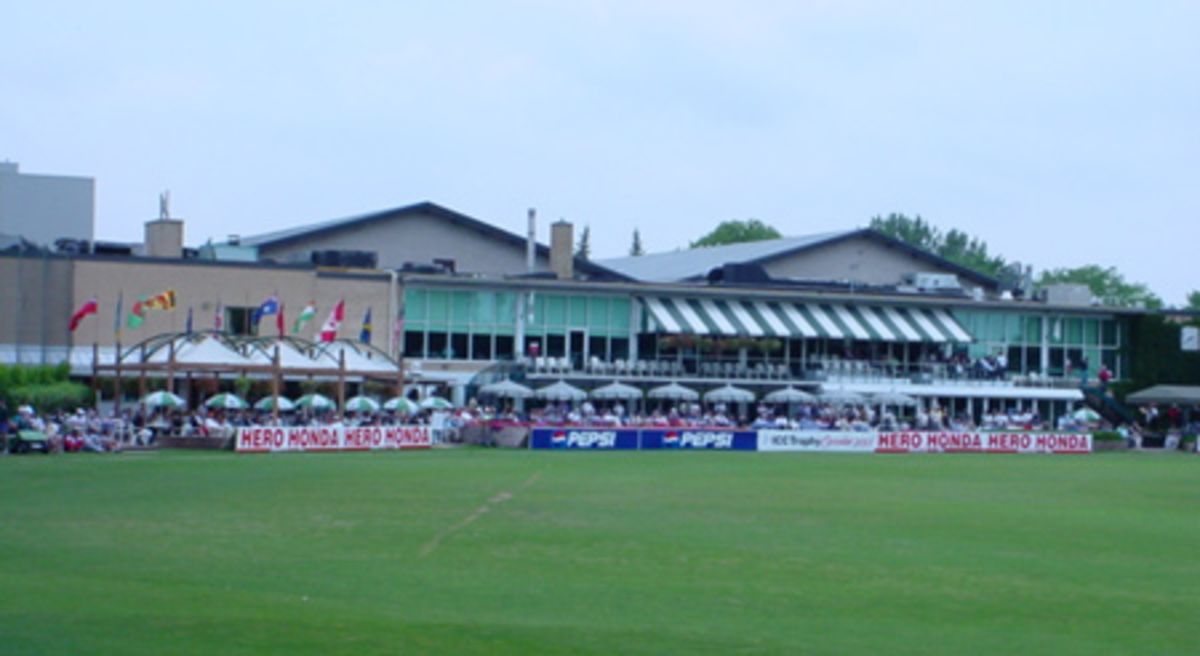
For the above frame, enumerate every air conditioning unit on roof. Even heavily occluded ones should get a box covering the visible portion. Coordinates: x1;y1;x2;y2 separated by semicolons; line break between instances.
904;272;961;291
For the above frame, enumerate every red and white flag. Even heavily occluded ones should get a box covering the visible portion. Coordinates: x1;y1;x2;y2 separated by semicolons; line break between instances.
318;300;345;342
69;298;99;332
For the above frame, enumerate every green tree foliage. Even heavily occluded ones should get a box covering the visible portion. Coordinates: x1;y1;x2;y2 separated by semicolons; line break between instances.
1186;290;1200;311
630;229;644;256
689;219;781;249
1037;265;1163;309
575;226;591;260
869;213;1008;278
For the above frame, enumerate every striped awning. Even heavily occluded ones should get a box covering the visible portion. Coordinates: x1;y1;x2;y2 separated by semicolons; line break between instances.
641;297;972;343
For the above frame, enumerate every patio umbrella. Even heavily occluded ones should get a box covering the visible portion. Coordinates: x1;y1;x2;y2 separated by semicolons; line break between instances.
383;397;419;414
1073;407;1101;422
764;386;815;404
205;393;248;410
420;396;454;411
647;382;700;402
703;384;756;404
344;396;381;413
818;389;867;406
141;391;186;409
254;395;295;412
871;391;918;407
535;380;587;402
590;381;643;401
296;393;336;411
478;378;534;399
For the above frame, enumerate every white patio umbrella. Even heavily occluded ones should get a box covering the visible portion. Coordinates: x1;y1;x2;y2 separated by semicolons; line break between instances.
420;396;454;411
344;396;381;413
141;391;186;409
703;384;756;404
764;386;815;404
478;378;534;399
205;392;248;410
296;393;336;411
871;391;918;407
1073;407;1101;422
254;395;295;412
818;389;867;406
535;380;587;402
647;382;700;402
590;381;643;401
383;397;419;414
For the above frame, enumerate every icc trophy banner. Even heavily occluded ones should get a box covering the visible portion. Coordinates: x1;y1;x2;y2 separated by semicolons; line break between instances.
640;429;757;450
757;430;877;453
236;425;432;453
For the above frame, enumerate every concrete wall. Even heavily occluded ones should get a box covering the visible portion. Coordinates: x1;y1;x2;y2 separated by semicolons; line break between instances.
0;166;94;246
762;235;983;293
0;253;75;361
70;259;395;351
258;211;552;275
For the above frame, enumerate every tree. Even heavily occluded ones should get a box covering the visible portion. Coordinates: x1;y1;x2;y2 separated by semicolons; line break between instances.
629;229;644;256
1037;265;1163;309
575;225;591;260
1186;290;1200;311
869;213;1008;278
689;219;781;249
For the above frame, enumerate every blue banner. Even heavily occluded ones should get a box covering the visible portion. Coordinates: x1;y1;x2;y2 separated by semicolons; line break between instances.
640;428;758;451
530;428;640;450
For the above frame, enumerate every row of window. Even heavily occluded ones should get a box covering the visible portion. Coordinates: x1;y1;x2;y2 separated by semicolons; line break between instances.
953;310;1119;347
404;289;631;337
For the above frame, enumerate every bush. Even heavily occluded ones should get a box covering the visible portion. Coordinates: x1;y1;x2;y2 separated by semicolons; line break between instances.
7;381;94;414
1092;430;1124;442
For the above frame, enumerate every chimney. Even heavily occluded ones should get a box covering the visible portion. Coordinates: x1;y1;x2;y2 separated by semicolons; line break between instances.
550;220;574;280
145;218;184;258
526;208;536;273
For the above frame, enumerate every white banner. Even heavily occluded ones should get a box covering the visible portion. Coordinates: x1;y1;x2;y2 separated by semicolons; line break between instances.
757;430;878;453
236;425;431;453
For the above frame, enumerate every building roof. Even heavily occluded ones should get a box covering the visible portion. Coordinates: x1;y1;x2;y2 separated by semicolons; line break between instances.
597;227;1001;289
240;201;628;280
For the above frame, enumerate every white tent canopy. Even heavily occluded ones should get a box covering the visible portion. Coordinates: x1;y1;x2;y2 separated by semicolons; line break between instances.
590;381;643;401
647;382;700;402
704;384;756;404
535;380;587;402
764;386;815;404
478;379;535;399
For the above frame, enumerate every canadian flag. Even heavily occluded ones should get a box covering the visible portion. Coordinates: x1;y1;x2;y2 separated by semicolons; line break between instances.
318;300;345;342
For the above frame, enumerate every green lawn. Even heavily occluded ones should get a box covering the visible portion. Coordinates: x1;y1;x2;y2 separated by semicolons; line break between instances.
0;450;1196;655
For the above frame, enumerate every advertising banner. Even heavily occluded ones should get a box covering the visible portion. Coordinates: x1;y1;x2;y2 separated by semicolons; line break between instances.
236;425;432;453
757;430;877;453
874;431;1091;454
529;428;640;450
640;429;757;450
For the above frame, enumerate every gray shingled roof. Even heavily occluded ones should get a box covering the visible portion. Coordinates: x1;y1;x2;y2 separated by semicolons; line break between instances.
597;230;858;282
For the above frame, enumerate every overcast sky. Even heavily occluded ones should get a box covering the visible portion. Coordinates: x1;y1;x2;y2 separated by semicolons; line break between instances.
4;1;1197;303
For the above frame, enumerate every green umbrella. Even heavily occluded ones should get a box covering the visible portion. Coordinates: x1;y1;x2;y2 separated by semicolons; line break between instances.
205;393;248;410
419;396;453;411
296;393;336;411
383;397;418;414
254;395;295;412
344;396;381;413
141;391;187;409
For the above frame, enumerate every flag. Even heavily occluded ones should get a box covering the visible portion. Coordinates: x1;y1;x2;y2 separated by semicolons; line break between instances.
293;301;316;333
127;297;147;329
276;303;286;337
185;306;194;335
318;300;345;342
144;289;176;311
359;307;372;344
69;298;98;332
214;301;223;331
251;296;279;325
114;292;124;340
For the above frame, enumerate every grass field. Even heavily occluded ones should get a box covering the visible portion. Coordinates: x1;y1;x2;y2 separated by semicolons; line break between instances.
1;450;1197;655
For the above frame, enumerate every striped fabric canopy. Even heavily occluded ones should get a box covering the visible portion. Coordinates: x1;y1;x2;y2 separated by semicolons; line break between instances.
641;297;971;343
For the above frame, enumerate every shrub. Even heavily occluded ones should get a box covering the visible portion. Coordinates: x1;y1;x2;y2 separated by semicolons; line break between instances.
7;382;94;414
1092;430;1124;442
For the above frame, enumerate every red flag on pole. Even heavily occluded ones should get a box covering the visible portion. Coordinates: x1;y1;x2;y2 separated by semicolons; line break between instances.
319;300;345;342
277;302;286;337
69;298;99;332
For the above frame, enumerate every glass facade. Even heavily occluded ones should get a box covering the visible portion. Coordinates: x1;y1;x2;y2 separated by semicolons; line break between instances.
952;309;1121;378
402;287;631;363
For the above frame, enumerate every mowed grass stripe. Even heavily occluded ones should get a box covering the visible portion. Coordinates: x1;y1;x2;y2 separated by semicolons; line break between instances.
0;451;1196;655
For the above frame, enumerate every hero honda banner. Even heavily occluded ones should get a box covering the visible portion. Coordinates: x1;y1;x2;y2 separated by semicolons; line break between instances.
873;431;1091;454
236;425;432;453
640;429;757;450
529;428;640;450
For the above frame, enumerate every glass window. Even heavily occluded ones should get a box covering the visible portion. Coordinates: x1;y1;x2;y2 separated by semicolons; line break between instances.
1006;315;1023;343
495;335;514;360
426;291;449;325
588;297;609;334
471;334;492;360
404;289;428;322
450;333;468;360
427;332;448;358
588;336;608;361
450;292;471;330
1082;319;1099;346
1025;316;1042;344
471;292;496;326
570;297;588;326
545;296;567;326
496;292;516;326
1065;318;1083;344
1101;320;1118;346
403;330;425;358
611;337;630;360
546;334;566;357
226;307;255;336
1048;317;1064;345
610;298;631;334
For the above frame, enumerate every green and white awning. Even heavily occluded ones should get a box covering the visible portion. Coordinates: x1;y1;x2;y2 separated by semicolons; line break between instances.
641;297;972;343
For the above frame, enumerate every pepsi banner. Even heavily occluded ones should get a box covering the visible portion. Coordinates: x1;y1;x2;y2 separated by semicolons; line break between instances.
640;429;757;450
530;428;640;450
